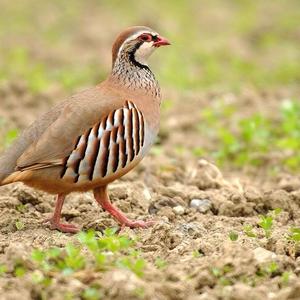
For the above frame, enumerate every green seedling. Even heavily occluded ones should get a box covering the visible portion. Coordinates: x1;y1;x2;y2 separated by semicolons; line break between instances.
29;228;147;294
258;208;282;238
0;264;7;276
15;220;25;231
82;287;102;300
258;215;273;238
288;227;300;243
256;261;279;278
243;225;256;238
265;261;279;275
134;287;146;299
63;243;86;273
31;270;52;287
16;204;26;213
192;249;204;258
14;264;26;277
198;99;300;171
116;257;146;277
211;264;234;286
229;231;239;241
155;257;167;269
281;271;291;285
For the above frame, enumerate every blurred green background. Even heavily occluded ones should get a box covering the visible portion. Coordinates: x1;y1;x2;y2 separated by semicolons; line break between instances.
0;0;299;93
1;0;300;172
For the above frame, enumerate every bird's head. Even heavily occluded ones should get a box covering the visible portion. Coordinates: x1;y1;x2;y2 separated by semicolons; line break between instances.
112;26;170;69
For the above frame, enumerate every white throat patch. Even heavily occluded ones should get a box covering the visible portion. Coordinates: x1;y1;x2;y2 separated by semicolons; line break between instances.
116;30;158;66
134;42;155;66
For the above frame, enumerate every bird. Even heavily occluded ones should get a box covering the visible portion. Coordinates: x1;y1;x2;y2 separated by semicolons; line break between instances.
0;26;170;233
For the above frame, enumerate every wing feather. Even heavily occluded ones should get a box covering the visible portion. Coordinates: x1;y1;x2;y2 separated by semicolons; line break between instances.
16;88;124;171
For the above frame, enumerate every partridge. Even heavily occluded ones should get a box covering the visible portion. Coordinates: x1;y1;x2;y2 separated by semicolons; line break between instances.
0;26;170;233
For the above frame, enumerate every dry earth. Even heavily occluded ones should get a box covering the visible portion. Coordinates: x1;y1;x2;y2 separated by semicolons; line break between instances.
0;83;300;300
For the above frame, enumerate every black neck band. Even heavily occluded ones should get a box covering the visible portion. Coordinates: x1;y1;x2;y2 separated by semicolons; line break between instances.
128;42;150;71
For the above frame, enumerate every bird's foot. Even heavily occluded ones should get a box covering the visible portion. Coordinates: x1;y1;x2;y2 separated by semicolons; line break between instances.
93;187;156;231
50;221;79;233
44;218;79;233
121;219;156;229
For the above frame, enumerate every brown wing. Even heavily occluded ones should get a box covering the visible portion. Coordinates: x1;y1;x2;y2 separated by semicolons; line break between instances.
16;88;124;171
60;101;145;184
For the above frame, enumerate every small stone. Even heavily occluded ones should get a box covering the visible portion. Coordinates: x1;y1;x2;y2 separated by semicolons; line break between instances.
173;205;185;215
190;199;212;213
253;247;276;264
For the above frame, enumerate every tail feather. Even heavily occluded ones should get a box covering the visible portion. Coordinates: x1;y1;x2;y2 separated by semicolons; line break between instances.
0;157;11;185
1;171;23;185
0;146;20;186
0;126;33;185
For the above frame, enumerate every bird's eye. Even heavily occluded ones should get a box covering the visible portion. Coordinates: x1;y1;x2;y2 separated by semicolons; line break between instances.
139;34;152;42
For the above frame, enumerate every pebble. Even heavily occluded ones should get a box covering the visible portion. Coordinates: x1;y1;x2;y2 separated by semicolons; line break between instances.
190;199;212;213
173;205;185;215
253;247;277;264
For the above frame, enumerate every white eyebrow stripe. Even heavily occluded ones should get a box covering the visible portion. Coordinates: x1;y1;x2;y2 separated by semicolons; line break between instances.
117;30;158;56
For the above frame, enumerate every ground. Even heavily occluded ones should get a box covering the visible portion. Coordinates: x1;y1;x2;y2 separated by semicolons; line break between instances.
0;1;300;300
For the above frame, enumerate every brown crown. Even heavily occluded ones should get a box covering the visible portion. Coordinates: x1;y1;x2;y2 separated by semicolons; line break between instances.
111;26;154;67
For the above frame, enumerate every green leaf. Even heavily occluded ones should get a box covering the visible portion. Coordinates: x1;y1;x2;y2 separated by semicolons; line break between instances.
288;227;300;242
82;287;102;300
15;220;25;231
14;266;26;277
0;264;7;276
243;225;256;238
31;249;46;263
155;257;167;269
229;231;239;241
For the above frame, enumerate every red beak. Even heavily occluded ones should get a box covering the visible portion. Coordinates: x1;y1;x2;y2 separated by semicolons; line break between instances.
153;36;171;47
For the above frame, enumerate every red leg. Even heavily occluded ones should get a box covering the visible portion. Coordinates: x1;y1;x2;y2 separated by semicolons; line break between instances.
45;194;79;233
93;187;155;229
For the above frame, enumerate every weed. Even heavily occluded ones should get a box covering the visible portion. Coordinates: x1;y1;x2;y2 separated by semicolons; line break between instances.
281;271;291;285
134;287;146;299
155;257;167;269
24;229;149;297
31;270;52;287
256;261;279;278
116;257;146;277
211;264;234;286
196;99;300;171
82;287;102;300
258;209;282;238
258;215;273;238
192;249;204;258
15;220;25;231
0;264;7;276
16;204;26;213
14;264;26;277
229;231;239;241
243;225;256;238
288;227;300;243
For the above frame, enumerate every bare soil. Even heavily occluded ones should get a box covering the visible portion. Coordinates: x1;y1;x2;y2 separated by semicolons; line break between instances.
1;83;300;300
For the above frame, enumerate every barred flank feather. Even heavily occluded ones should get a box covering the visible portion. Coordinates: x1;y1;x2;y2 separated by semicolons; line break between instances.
61;101;145;184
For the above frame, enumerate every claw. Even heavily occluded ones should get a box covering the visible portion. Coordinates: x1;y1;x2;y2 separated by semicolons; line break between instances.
48;219;79;233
